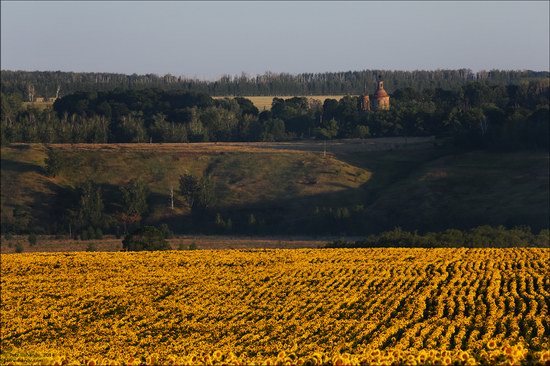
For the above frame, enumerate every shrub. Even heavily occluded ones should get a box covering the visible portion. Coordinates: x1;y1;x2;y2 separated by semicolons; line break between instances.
80;229;90;241
44;147;65;177
15;243;24;253
28;233;37;246
159;224;173;239
86;242;97;252
94;228;103;240
122;226;170;251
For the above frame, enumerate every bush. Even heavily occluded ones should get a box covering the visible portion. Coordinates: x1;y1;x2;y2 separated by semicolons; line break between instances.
28;233;37;246
122;226;170;251
86;242;97;252
94;228;103;240
159;224;173;239
15;243;24;253
44;147;65;177
80;229;90;241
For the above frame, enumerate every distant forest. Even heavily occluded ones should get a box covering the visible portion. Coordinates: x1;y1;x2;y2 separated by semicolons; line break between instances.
1;69;548;150
1;83;548;150
2;69;549;99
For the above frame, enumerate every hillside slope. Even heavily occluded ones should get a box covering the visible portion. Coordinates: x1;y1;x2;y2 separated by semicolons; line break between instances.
356;150;549;232
0;143;370;234
1;142;548;235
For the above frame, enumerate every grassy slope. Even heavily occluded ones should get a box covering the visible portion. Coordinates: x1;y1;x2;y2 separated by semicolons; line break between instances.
360;150;549;231
0;143;370;232
1;142;548;235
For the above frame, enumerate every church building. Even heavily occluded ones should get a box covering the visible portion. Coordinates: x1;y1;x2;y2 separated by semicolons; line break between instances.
360;76;390;111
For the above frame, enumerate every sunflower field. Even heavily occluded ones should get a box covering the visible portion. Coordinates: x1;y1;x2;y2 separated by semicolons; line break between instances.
1;248;549;365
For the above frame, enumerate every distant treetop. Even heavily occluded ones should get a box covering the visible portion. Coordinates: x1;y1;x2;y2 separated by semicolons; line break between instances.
1;69;548;100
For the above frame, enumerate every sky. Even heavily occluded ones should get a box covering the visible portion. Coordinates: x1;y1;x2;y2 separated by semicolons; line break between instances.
1;1;549;79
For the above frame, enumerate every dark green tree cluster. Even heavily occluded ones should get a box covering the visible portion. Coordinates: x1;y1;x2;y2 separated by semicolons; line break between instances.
66;180;109;240
2;69;548;98
326;226;550;248
179;173;216;210
42;179;151;240
122;225;170;251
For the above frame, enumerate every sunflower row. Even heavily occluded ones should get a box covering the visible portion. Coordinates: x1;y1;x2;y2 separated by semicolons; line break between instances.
2;344;549;366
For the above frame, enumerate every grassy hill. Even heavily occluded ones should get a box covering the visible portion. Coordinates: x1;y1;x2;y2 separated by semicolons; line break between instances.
1;141;548;236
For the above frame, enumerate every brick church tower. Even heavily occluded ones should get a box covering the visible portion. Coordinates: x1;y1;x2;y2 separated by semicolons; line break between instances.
372;76;390;111
360;76;390;111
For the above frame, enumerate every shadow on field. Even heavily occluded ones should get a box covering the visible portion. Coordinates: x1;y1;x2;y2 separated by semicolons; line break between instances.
0;158;45;175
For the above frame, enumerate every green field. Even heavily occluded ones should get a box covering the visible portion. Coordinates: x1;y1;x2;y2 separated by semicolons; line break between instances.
1;141;548;238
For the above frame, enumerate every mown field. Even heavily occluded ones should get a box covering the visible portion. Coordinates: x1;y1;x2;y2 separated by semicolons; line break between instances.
1;248;548;365
213;96;345;110
23;96;346;112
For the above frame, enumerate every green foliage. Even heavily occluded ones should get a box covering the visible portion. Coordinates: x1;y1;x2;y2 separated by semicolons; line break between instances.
9;207;32;234
27;233;37;246
179;173;200;208
326;226;549;248
86;242;97;252
314;118;339;140
122;226;170;251
68;180;109;238
120;179;149;222
114;113;148;143
159;224;173;239
149;113;188;143
352;125;370;139
44;147;65;177
15;243;24;253
179;173;216;210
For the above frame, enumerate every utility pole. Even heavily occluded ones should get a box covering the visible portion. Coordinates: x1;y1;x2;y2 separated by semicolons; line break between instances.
27;84;35;102
170;186;174;210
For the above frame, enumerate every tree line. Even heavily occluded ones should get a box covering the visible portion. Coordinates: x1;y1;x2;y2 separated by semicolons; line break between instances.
2;69;549;100
1;80;548;150
326;226;549;248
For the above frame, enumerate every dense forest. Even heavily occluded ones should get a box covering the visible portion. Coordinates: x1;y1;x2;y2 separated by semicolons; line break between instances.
1;80;548;150
2;69;549;99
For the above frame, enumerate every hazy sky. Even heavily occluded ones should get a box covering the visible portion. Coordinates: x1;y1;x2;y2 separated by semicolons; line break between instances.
1;1;549;79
